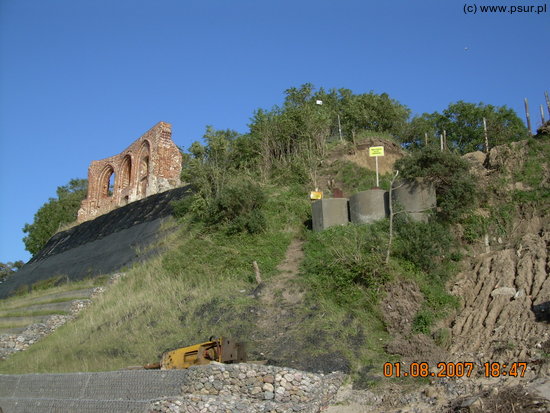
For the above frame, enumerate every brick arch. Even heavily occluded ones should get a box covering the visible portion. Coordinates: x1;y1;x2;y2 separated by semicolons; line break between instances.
137;140;151;197
97;164;116;199
78;122;182;223
119;154;132;190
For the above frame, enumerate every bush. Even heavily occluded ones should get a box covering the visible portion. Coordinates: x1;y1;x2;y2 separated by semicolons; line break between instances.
394;218;454;273
394;148;477;222
173;177;267;235
412;310;434;334
461;214;488;243
302;222;391;306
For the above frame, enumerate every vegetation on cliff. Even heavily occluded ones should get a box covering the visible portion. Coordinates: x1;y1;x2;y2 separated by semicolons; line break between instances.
5;85;546;389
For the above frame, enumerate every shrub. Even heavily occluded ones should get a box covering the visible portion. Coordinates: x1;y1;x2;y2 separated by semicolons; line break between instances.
302;222;391;306
461;214;488;243
393;218;454;273
412;310;434;334
394;148;477;222
173;177;267;235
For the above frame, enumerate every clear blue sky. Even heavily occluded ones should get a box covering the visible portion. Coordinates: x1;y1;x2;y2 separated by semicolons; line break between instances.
0;0;548;263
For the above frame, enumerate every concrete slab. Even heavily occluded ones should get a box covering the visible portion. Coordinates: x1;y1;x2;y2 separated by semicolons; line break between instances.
312;199;349;231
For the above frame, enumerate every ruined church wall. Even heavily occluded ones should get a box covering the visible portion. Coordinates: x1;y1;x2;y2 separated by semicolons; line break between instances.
78;122;182;223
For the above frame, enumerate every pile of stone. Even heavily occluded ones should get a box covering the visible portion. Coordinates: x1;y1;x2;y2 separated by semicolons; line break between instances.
149;363;344;413
0;299;92;360
0;273;125;360
1;314;69;359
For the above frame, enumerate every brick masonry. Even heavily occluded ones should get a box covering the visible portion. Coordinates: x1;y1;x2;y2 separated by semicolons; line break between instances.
78;122;183;223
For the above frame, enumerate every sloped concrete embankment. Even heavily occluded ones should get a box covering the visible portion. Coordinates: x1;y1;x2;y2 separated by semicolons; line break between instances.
0;364;344;413
0;185;192;299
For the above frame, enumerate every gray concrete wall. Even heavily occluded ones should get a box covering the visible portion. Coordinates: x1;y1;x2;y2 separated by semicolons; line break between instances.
349;189;389;224
392;179;436;222
311;199;349;231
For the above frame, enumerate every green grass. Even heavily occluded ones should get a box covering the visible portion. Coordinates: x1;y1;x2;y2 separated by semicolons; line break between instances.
398;259;459;336
325;160;392;193
0;165;468;382
0;186;310;373
0;296;90;312
0;278;100;311
0;309;69;318
0;320;37;329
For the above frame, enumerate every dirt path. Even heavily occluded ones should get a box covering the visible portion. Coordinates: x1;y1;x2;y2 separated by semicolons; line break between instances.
259;238;304;307
251;238;306;362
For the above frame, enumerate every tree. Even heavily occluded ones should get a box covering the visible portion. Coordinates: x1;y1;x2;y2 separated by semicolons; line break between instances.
399;101;529;154
338;89;410;140
401;113;439;150
0;260;24;282
394;148;477;222
248;84;410;183
177;127;267;234
439;101;528;153
23;179;88;255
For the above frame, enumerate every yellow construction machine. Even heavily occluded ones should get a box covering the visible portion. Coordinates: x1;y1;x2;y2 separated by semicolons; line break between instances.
144;337;246;370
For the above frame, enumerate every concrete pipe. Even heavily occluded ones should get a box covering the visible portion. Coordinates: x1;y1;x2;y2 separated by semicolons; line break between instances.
349;189;389;224
392;179;436;222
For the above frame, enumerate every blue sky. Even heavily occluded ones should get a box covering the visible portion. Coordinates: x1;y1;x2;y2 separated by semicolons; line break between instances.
0;0;548;263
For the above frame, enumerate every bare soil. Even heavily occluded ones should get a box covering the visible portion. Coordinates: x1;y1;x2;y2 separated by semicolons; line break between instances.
382;280;449;365
449;218;549;371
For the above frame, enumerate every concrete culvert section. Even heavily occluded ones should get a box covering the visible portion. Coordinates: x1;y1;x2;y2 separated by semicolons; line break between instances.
311;199;349;231
392;179;436;222
349;189;388;224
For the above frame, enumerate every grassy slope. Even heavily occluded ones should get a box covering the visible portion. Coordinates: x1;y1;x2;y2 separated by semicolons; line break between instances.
0;182;393;376
4;138;545;379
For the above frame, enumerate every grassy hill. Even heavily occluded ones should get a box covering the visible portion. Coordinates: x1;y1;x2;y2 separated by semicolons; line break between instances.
1;136;548;405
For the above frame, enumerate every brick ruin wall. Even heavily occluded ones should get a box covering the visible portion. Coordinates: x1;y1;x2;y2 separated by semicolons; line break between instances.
78;122;183;223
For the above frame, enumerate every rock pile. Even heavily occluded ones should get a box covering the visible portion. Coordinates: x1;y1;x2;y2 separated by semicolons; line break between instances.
149;363;344;413
0;299;91;360
0;273;126;360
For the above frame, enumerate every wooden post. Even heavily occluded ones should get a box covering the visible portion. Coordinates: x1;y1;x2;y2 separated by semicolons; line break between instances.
525;98;532;135
253;261;262;285
541;104;546;125
440;134;444;151
483;117;489;153
337;114;343;141
443;129;447;151
424;132;428;147
386;170;399;265
375;156;379;187
545;91;550;117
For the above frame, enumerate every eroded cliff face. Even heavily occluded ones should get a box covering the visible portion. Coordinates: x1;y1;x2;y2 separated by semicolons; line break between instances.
337;140;549;412
449;140;550;373
450;216;549;369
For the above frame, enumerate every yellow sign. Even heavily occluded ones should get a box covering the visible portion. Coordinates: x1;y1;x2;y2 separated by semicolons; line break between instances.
310;191;323;200
369;146;385;157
